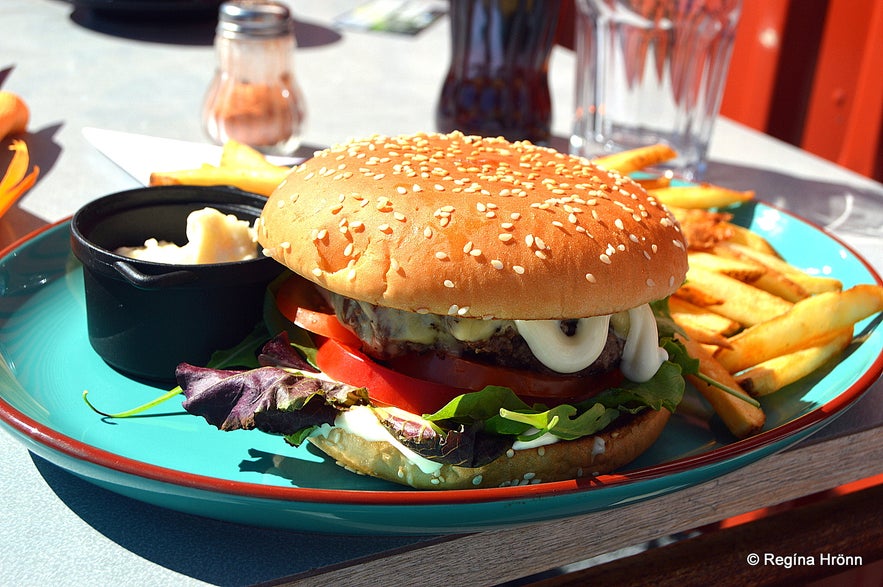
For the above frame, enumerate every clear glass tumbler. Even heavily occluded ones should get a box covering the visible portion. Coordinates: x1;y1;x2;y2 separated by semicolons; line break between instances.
571;0;742;179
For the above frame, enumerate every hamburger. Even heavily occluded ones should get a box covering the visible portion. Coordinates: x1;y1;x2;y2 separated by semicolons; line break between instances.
178;131;691;489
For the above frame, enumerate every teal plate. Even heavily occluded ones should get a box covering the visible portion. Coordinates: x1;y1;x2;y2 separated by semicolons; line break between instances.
1;202;882;535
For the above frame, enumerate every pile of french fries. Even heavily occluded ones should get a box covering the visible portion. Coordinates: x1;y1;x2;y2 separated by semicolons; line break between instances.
149;140;292;196
151;141;883;442
595;145;883;439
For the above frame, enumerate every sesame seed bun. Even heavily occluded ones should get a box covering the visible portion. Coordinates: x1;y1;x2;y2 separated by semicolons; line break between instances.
258;132;688;320
308;406;671;490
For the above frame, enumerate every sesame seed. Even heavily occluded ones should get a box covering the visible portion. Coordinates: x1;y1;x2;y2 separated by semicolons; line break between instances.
600;253;612;264
316;229;328;241
343;243;354;256
394;212;407;222
444;279;455;288
491;259;504;270
513;265;525;274
469;248;482;257
586;273;597;283
347;269;357;281
378;224;392;234
311;267;322;277
424;226;433;238
498;233;514;242
396;186;408;194
435;251;449;260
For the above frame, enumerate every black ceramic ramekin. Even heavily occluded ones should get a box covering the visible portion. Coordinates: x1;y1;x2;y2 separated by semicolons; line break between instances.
70;185;284;383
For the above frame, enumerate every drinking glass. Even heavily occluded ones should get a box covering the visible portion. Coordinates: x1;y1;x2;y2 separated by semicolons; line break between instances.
571;0;742;179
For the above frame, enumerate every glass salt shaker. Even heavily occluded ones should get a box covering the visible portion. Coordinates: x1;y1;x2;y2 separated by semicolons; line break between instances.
202;0;306;156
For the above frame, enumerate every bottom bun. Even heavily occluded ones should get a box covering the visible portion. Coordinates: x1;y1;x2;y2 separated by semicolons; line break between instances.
308;408;671;490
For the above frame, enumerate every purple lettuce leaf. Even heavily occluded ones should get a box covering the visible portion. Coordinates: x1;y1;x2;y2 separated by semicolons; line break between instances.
177;363;367;436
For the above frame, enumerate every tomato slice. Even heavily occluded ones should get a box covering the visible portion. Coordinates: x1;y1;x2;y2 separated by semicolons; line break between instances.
386;353;623;404
274;276;362;347
276;275;620;413
315;338;467;415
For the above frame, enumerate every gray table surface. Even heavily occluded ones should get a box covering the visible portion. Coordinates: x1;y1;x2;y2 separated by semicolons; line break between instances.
2;1;883;585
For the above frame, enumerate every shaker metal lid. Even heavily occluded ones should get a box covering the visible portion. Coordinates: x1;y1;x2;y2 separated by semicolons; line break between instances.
217;0;293;38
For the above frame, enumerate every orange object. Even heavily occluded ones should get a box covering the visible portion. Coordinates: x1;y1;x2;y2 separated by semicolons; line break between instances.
721;0;883;180
0;139;40;216
719;0;791;132
801;0;883;179
0;91;29;140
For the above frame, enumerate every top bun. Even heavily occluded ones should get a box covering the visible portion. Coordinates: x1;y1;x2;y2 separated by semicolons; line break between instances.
258;132;688;320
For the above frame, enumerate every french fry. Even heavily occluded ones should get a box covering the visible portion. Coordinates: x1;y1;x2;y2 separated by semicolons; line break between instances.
149;139;293;196
715;285;883;373
591;143;677;174
673;284;725;308
633;176;672;190
717;242;842;294
684;266;793;326
676;321;733;349
711;245;810;302
669;296;741;337
677;333;766;439
650;184;755;209
150;165;290;197
722;223;781;257
219;139;286;172
687;251;766;282
736;328;854;397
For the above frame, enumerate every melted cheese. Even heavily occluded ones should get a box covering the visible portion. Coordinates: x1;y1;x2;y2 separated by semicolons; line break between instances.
115;207;257;264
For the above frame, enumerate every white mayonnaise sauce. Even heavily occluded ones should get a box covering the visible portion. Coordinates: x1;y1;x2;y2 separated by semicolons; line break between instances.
511;428;560;450
620;305;668;382
513;303;665;382
317;405;444;476
115;207;257;264
514;316;611;374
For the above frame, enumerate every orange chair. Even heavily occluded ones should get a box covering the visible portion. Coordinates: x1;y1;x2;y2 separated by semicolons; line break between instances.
721;0;883;181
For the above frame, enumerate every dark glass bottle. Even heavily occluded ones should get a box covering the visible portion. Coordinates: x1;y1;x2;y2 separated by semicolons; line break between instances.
436;0;562;144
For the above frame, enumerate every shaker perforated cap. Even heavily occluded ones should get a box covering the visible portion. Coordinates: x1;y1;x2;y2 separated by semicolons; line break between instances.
217;1;293;38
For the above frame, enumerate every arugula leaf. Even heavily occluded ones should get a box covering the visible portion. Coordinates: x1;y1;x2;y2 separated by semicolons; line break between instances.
424;356;686;443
